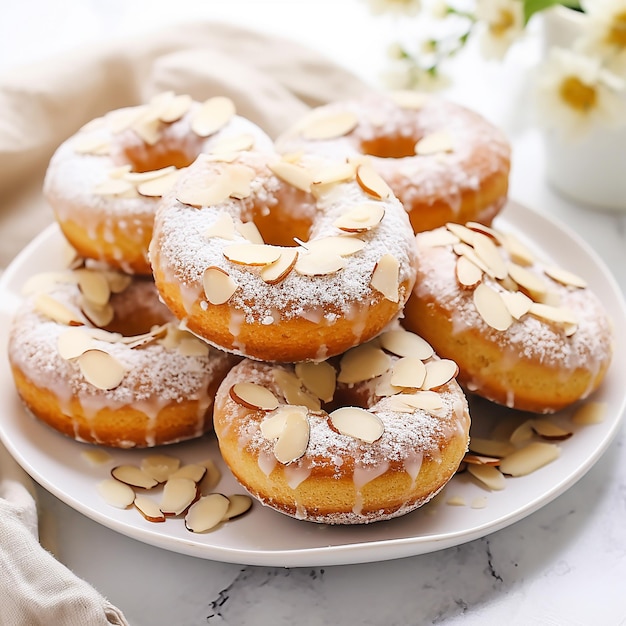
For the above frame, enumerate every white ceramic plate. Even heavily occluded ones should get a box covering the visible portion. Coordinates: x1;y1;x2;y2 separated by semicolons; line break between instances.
1;201;625;567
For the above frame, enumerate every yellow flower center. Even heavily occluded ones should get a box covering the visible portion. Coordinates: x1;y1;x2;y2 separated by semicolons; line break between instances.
559;76;598;113
606;11;626;49
490;9;515;37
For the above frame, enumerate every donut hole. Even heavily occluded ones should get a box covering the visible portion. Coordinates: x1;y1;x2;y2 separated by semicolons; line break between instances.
120;145;199;173
360;134;418;159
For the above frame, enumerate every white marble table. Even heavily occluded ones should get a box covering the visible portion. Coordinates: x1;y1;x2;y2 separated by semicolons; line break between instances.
3;2;626;625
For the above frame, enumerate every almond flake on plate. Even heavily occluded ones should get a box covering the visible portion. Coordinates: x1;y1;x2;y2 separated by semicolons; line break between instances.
140;455;181;483
222;494;253;520
328;407;384;443
111;465;159;490
572;401;607;425
530;419;573;441
498;442;560;477
98;478;135;509
159;478;199;516
467;464;507;491
134;495;166;523
185;493;231;532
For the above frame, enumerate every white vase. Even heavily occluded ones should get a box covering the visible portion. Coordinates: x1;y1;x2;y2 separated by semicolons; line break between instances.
541;6;626;212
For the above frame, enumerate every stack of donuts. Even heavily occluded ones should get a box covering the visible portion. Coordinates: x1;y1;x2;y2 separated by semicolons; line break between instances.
7;89;614;525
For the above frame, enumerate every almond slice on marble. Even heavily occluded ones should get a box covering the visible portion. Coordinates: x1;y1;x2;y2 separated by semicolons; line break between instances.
137;170;181;197
260;248;298;284
295;251;345;276
111;465;159;490
210;133;256;154
268;160;313;192
302;236;366;257
78;349;126;390
337;344;391;384
223;243;281;266
371;253;400;302
390;90;428;109
467;464;507;491
160;478;199;516
159;93;193;123
300;110;358;140
35;293;83;325
230;382;279;411
80;299;114;328
415;130;454;155
530;419;573;441
295;361;336;403
498;442;560;477
98;478;135;509
507;263;548;301
418;228;460;249
57;327;94;360
222;494;253;520
73;135;111;156
390;357;427;389
472;232;507;280
572;401;607;425
140;455;181;483
205;213;236;240
469;437;515;458
329;407;384;443
134;495;167;522
422;359;458;390
356;163;392;199
379;329;434;360
272;369;321;411
185;493;230;532
235;220;265;244
473;283;513;331
500;290;533;320
76;270;111;307
203;266;238;305
169;464;207;483
544;265;587;289
273;406;310;464
455;255;483;289
334;203;385;233
191;96;236;137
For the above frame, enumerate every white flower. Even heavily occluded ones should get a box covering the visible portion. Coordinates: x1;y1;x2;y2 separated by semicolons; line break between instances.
381;56;451;91
534;46;626;138
363;0;422;17
475;0;525;60
578;0;626;73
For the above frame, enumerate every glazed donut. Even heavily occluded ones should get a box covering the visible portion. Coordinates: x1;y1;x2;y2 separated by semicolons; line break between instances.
275;91;511;234
43;92;273;274
403;221;614;413
8;266;239;448
213;327;470;524
149;150;418;363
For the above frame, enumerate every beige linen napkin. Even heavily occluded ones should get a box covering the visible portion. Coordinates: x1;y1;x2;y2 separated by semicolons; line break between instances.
0;19;370;624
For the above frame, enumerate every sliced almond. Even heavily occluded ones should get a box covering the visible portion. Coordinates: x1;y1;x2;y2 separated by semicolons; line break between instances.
294;361;336;403
210;133;256;154
159;477;199;516
260;248;299;284
176;177;232;208
310;161;356;187
466;222;504;245
507;263;548;301
501;232;535;266
371;253;400;303
455;255;483;289
273;406;310;464
295;251;345;276
260;408;289;440
390;357;427;389
78;349;126;390
222;494;253;520
329;406;384;443
134;495;167;522
107;106;147;134
544;265;587;289
528;302;578;329
422;359;458;390
530;419;573;441
272;369;321;411
268;160;312;192
137;170;180;197
198;459;222;494
185;493;230;532
379;329;434;360
104;271;133;294
303;236;366;257
500;290;533;320
334;203;385;233
57;327;93;360
230;382;279;411
498;442;560;476
337;344;391;384
35;293;83;326
76;269;111;307
415;130;454;155
168;464;207;483
454;243;491;276
446;495;467;506
509;419;535;447
132;117;163;145
467;464;507;491
235;220;265;244
387;390;444;413
223;243;281;266
469;437;515;458
205;213;236;240
446;223;477;246
300;110;358;140
418;228;459;249
159;93;193;123
111;465;159;490
463;453;501;466
73;135;111;155
97;478;135;509
80;299;114;328
202;266;238;305
472;232;507;280
355;163;392;199
140;455;181;483
572;401;607;425
191;96;236;137
473;283;513;331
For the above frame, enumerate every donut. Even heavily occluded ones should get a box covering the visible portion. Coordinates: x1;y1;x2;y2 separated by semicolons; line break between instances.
275;91;511;234
212;327;470;524
43;92;273;274
8;266;239;448
149;150;418;363
403;221;614;413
